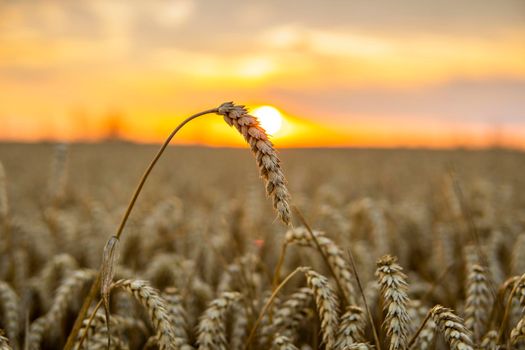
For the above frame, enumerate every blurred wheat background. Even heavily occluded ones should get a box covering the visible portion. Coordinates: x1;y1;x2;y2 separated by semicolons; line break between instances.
1;0;525;349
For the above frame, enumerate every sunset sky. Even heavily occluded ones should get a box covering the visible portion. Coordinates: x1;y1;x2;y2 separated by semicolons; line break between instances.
1;0;524;148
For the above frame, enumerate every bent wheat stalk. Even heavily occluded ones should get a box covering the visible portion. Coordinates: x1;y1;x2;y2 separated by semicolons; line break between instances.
65;102;291;350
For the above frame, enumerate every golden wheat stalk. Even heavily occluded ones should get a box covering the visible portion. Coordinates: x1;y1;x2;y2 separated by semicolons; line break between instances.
66;102;292;349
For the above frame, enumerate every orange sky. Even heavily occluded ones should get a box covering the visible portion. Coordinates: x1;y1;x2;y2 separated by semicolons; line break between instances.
0;1;524;149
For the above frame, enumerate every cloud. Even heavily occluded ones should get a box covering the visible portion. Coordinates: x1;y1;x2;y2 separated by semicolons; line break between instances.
268;78;525;125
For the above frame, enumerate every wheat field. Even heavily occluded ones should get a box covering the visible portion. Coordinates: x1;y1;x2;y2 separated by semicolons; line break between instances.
0;141;524;349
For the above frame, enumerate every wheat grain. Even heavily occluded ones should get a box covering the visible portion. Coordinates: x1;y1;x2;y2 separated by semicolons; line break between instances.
31;253;78;309
375;255;411;350
430;305;474;350
479;329;499;350
265;287;313;343
28;269;96;350
286;227;356;304
344;343;375;350
464;264;491;341
304;268;340;350
0;331;12;350
272;334;300;350
162;287;190;343
0;281;19;349
111;279;177;350
510;317;525;345
230;299;250;350
197;291;242;350
217;102;291;225
335;305;366;349
256;292;282;347
413;316;436;350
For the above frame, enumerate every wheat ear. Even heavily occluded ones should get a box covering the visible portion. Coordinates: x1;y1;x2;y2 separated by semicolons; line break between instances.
30;253;78;308
511;233;525;275
111;279;177;350
0;162;8;221
217;102;291;225
28;269;96;350
0;331;12;350
479;329;499;350
47;143;69;204
286;227;356;304
76;319;130;350
464;264;491;341
304;269;340;350
162;287;190;344
74;308;146;349
266;287;313;342
197;291;242;350
430;305;474;350
335;305;366;349
407;309;436;350
511;316;525;345
230;299;250;350
272;334;300;350
498;272;525;342
375;255;411;350
344;343;375;350
0;281;20;349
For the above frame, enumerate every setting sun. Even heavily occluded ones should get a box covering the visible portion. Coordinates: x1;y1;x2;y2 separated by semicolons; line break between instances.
251;106;283;135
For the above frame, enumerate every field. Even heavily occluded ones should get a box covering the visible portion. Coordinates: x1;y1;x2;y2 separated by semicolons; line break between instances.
0;142;524;349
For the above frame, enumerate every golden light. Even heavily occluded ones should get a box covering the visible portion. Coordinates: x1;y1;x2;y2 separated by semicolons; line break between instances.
252;105;283;135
